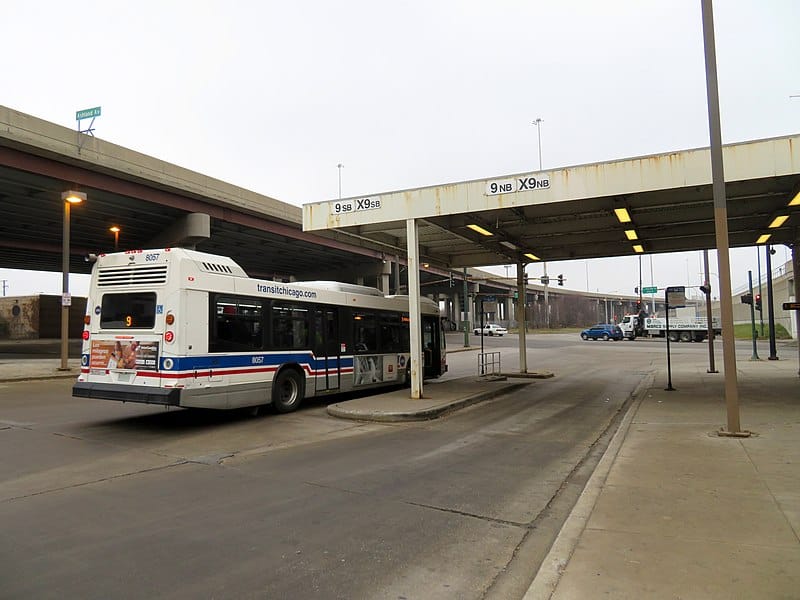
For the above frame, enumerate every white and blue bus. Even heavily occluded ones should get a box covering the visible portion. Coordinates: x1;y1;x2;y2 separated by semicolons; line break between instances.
73;248;446;412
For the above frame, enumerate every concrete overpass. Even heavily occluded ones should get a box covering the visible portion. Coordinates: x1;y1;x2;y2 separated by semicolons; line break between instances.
0;106;404;283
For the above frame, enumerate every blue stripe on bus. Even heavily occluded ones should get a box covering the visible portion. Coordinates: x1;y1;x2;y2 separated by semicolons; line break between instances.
162;353;355;372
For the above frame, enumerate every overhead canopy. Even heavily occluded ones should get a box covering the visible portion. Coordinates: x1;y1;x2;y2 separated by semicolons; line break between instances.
302;134;800;268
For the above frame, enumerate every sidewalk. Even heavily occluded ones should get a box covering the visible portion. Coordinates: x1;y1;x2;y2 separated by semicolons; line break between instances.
526;354;800;599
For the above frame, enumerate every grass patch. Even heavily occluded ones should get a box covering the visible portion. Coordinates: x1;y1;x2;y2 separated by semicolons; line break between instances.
733;322;792;339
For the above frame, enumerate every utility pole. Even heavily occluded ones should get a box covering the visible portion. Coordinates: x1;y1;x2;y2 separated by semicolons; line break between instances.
337;163;344;199
1;279;7;296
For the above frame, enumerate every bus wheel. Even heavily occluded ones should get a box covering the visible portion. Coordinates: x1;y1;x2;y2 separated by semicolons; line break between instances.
679;331;692;343
272;368;304;413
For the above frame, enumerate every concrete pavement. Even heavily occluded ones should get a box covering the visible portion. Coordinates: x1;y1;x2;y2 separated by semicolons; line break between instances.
527;351;800;599
2;341;799;598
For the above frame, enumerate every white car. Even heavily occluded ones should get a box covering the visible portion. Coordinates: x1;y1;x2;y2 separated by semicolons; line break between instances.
473;323;508;336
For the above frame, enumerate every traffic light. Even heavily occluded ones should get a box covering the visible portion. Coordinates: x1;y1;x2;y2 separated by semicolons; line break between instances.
741;293;753;305
755;293;762;312
557;274;564;286
523;272;529;286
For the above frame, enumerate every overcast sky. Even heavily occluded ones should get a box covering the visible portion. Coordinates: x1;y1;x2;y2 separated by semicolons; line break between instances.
2;0;798;300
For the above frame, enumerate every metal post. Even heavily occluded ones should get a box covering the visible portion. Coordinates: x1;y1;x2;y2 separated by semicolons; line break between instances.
638;255;643;307
793;243;800;376
703;249;717;372
517;261;527;373
757;246;764;336
665;292;675;391
60;200;71;371
765;244;778;360
337;163;343;199
748;270;759;360
701;0;743;435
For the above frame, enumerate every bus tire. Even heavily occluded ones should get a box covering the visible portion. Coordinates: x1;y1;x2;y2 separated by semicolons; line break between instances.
679;331;692;343
272;368;304;413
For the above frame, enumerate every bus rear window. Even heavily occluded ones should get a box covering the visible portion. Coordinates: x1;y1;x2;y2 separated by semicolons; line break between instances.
100;293;157;329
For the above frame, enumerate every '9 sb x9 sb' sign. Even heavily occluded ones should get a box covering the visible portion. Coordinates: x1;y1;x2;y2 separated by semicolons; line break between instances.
332;197;382;214
485;175;550;196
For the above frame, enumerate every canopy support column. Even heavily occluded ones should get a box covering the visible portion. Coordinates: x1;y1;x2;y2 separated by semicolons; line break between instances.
517;261;528;373
406;218;423;399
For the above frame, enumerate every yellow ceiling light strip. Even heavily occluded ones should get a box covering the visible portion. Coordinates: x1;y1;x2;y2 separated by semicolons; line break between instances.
756;234;771;244
524;253;540;261
768;215;789;228
632;244;644;253
624;229;638;240
789;190;800;206
614;207;631;223
467;223;493;236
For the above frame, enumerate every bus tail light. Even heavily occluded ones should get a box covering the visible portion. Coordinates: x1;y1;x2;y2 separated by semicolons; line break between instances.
165;331;175;343
82;330;90;340
165;313;175;325
83;315;91;325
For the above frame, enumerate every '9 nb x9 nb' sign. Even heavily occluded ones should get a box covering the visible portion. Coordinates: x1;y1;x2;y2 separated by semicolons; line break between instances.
485;176;550;196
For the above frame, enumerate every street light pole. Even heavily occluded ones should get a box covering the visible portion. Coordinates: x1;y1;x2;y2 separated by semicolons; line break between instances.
337;163;344;199
531;118;547;325
532;118;543;171
60;190;85;371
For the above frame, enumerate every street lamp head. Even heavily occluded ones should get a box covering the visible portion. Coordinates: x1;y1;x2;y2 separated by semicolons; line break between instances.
109;226;120;233
61;190;86;204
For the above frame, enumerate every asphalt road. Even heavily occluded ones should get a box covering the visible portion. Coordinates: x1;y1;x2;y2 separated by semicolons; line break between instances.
0;334;688;599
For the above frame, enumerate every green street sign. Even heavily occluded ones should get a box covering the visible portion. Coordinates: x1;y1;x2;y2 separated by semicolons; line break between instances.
76;106;101;120
642;286;658;294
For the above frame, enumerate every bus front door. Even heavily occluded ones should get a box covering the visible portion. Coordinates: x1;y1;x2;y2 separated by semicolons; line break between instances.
314;308;340;392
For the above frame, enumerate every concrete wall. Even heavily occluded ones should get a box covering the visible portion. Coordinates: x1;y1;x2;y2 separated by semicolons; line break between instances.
0;295;86;339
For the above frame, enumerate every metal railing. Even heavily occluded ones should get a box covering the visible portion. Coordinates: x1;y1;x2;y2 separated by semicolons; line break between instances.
478;351;501;376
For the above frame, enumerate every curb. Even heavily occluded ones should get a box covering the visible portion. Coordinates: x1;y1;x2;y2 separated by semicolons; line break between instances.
0;372;79;383
326;381;531;423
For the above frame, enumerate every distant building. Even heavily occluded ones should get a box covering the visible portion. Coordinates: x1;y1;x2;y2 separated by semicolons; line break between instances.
0;295;87;340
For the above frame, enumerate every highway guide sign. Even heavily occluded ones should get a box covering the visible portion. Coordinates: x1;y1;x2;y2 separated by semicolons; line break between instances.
642;286;658;294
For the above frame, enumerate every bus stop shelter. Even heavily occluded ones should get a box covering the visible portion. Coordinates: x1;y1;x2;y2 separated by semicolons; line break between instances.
302;134;800;401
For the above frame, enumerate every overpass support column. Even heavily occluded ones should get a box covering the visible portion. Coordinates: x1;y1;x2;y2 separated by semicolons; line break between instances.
406;219;423;399
517;261;527;373
380;259;391;294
